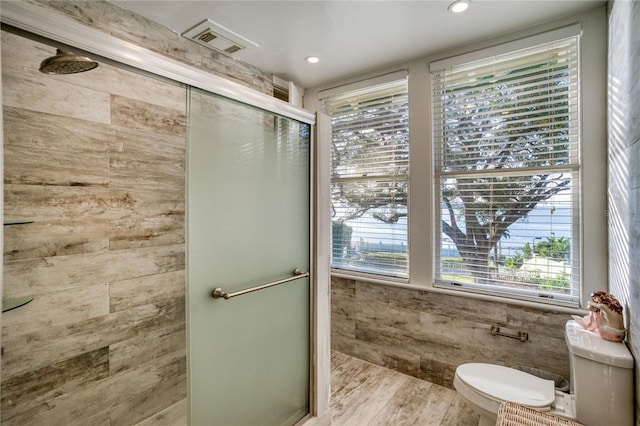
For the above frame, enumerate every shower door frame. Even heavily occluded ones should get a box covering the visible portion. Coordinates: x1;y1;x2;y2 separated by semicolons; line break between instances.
0;1;331;422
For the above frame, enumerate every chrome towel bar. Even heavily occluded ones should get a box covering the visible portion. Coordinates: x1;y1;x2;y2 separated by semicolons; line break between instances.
491;325;529;342
212;268;309;300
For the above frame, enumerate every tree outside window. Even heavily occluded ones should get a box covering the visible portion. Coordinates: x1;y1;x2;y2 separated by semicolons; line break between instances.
433;37;580;301
325;78;409;277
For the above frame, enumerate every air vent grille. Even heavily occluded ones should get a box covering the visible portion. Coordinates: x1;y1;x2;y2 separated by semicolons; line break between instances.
196;31;217;44
182;19;258;55
192;28;243;54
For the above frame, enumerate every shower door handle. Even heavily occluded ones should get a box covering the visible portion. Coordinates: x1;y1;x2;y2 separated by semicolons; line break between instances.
211;268;309;300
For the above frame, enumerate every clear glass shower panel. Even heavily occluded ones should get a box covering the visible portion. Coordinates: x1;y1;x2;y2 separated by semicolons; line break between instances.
188;88;310;425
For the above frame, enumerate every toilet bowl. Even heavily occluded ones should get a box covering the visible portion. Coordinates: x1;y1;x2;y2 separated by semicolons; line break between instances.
453;320;634;426
454;363;556;425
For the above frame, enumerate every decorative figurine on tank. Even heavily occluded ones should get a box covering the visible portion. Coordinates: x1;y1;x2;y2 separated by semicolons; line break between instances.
573;291;626;342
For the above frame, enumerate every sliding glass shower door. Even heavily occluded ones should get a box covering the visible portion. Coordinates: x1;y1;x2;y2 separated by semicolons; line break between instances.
187;88;311;425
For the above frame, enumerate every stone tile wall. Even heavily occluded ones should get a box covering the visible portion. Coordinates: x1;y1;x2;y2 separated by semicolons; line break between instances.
31;0;274;96
607;0;640;421
331;277;572;389
2;1;278;423
1;30;187;425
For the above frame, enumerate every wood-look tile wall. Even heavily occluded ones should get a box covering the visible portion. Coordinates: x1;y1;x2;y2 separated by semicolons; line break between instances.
1;30;187;425
31;0;274;96
2;0;276;422
607;0;640;420
331;277;572;389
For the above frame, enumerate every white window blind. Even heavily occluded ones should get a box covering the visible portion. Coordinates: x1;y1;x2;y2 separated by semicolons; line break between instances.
324;78;409;277
432;35;581;305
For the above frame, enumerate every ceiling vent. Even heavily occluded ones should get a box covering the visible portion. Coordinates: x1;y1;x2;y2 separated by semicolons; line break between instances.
181;19;258;55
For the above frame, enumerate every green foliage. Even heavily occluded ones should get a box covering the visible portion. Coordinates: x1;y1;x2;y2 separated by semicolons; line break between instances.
442;257;465;269
533;237;570;261
531;272;571;293
362;252;408;268
332;221;352;259
523;243;533;260
505;253;524;269
441;274;475;284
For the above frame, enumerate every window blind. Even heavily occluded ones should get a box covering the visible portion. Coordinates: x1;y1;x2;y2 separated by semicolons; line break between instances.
432;35;581;304
324;78;409;277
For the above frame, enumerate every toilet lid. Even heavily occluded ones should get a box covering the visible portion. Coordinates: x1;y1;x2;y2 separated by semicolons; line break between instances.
456;363;555;408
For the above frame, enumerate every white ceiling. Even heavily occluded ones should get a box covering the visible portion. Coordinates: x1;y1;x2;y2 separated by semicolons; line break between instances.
109;0;604;89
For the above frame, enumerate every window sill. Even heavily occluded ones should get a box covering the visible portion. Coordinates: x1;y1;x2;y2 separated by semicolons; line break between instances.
330;268;588;315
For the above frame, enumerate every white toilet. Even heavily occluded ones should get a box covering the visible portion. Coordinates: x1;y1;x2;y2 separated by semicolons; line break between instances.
454;320;634;426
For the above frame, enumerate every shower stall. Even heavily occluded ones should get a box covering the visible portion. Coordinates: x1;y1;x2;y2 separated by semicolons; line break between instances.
1;2;329;424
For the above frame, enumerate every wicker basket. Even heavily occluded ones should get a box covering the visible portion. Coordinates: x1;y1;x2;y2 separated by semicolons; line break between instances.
496;402;584;426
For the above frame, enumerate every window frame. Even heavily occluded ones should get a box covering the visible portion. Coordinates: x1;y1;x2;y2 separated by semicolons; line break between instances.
321;72;411;279
430;29;582;306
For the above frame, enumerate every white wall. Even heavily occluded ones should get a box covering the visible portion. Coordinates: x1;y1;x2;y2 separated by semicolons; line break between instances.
607;0;640;421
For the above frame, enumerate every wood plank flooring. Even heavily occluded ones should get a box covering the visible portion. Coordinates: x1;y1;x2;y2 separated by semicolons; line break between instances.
315;351;479;426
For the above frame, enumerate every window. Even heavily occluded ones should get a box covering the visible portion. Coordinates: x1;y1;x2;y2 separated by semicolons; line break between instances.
431;32;581;304
316;19;605;309
322;75;409;277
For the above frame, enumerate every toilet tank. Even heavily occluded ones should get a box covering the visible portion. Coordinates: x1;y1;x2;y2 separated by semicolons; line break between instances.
565;320;634;426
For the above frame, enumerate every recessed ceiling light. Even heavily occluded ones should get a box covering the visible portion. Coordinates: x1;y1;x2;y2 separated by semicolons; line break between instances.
305;56;320;64
448;0;470;13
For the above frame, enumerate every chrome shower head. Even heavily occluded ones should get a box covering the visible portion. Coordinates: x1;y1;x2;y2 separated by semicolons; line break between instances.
39;49;99;75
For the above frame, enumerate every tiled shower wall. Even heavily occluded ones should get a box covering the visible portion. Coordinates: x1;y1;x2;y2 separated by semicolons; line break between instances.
331;277;572;388
1;30;187;425
607;0;640;420
1;1;275;424
30;0;274;96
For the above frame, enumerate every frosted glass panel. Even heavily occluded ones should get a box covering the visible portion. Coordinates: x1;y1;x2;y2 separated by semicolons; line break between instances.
188;88;310;425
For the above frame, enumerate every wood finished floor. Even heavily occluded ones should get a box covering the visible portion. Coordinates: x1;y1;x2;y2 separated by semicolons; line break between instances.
321;351;479;426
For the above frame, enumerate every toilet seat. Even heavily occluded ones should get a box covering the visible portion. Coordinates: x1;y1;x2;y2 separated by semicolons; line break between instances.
455;363;556;410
